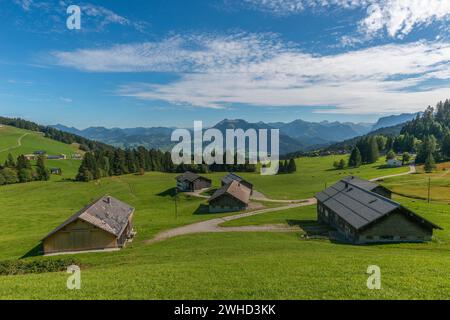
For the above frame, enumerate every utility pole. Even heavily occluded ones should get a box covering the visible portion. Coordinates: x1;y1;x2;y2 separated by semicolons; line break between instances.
427;177;431;204
175;188;178;219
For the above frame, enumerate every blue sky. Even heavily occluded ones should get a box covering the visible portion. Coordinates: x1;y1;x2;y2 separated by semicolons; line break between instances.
1;0;450;128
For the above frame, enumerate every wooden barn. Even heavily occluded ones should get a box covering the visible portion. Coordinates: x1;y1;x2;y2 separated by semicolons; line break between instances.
221;173;253;194
176;171;212;192
42;196;135;255
315;176;442;244
209;181;251;213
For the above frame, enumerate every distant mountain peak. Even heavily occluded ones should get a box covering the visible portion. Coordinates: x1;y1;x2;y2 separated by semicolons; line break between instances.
372;112;420;131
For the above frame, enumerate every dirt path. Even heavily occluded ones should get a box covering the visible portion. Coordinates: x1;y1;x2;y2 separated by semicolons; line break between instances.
144;198;316;245
188;188;307;203
0;133;29;154
145;166;417;245
370;165;416;182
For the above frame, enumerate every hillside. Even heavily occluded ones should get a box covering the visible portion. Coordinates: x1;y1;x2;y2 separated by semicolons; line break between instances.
323;123;406;152
0;125;83;179
2;155;450;299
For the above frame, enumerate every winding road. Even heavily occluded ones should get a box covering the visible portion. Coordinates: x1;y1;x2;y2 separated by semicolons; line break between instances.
145;165;416;245
144;198;316;245
370;165;416;182
0;133;29;154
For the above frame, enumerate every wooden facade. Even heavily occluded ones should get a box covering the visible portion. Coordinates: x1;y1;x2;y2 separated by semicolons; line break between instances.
208;181;251;213
316;177;441;244
176;172;212;192
317;202;433;244
42;196;135;255
209;193;248;213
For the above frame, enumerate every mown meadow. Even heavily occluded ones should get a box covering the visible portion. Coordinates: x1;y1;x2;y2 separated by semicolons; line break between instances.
1;126;449;299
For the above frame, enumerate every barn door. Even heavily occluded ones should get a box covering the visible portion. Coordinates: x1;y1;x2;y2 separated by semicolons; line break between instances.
70;230;91;250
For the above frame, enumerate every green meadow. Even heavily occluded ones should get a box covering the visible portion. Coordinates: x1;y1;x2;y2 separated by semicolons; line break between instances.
0;125;82;179
0;127;450;299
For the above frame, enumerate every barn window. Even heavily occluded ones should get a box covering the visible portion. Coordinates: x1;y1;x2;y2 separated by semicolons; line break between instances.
380;235;394;240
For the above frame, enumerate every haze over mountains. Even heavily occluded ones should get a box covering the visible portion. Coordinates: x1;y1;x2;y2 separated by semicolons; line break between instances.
52;113;418;155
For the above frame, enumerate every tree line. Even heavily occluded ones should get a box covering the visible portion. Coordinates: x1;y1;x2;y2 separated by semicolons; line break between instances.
0;153;49;185
334;99;450;173
76;148;268;182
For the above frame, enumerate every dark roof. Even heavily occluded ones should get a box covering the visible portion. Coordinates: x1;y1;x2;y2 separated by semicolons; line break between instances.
176;171;211;183
221;173;253;188
340;176;381;191
44;195;135;239
209;181;251;205
315;177;441;231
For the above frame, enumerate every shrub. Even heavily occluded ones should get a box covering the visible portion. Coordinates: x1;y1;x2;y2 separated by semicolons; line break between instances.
0;258;79;276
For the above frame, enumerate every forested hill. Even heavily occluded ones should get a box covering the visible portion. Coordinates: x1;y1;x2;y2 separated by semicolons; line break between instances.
400;100;450;163
0;116;113;152
322;123;405;152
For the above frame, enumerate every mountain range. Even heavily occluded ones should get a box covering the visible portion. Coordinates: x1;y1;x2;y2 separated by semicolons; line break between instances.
52;113;416;155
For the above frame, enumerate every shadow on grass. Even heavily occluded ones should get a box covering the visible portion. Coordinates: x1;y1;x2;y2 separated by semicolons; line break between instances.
193;204;213;215
21;242;44;259
286;219;331;237
157;187;177;197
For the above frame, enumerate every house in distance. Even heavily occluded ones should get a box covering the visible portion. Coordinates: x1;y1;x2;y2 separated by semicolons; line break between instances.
176;171;212;192
209;181;251;213
42;195;135;255
221;173;253;194
315;176;442;244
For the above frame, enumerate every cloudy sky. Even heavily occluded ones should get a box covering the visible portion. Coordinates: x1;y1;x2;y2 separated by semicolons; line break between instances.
1;0;450;128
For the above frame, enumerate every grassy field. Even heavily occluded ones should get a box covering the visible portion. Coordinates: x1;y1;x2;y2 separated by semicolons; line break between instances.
0;125;82;179
203;156;409;200
0;128;449;300
381;164;450;203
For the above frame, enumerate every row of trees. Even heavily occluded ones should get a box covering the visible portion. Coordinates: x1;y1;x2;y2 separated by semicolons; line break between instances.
278;159;297;174
0;153;49;185
76;148;266;182
336;99;450;173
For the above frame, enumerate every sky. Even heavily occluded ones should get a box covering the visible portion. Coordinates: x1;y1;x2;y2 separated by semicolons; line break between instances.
0;0;450;129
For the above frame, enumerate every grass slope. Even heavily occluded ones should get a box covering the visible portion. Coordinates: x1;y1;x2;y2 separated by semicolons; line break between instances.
382;163;450;203
0;155;448;299
0;125;82;179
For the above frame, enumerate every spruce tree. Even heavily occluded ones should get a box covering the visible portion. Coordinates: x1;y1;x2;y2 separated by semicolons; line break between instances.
368;137;380;163
424;153;436;173
6;153;15;168
348;147;362;167
36;155;50;181
287;159;297;173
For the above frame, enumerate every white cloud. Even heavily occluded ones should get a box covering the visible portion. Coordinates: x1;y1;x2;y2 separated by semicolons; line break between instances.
14;0;33;11
242;0;368;15
243;0;450;39
59;97;73;103
360;1;450;38
52;34;450;114
13;1;149;33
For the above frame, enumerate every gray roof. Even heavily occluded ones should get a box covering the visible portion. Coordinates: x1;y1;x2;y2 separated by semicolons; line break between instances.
176;171;211;183
209;181;251;205
44;195;135;239
221;173;253;188
340;176;381;191
315;177;441;231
